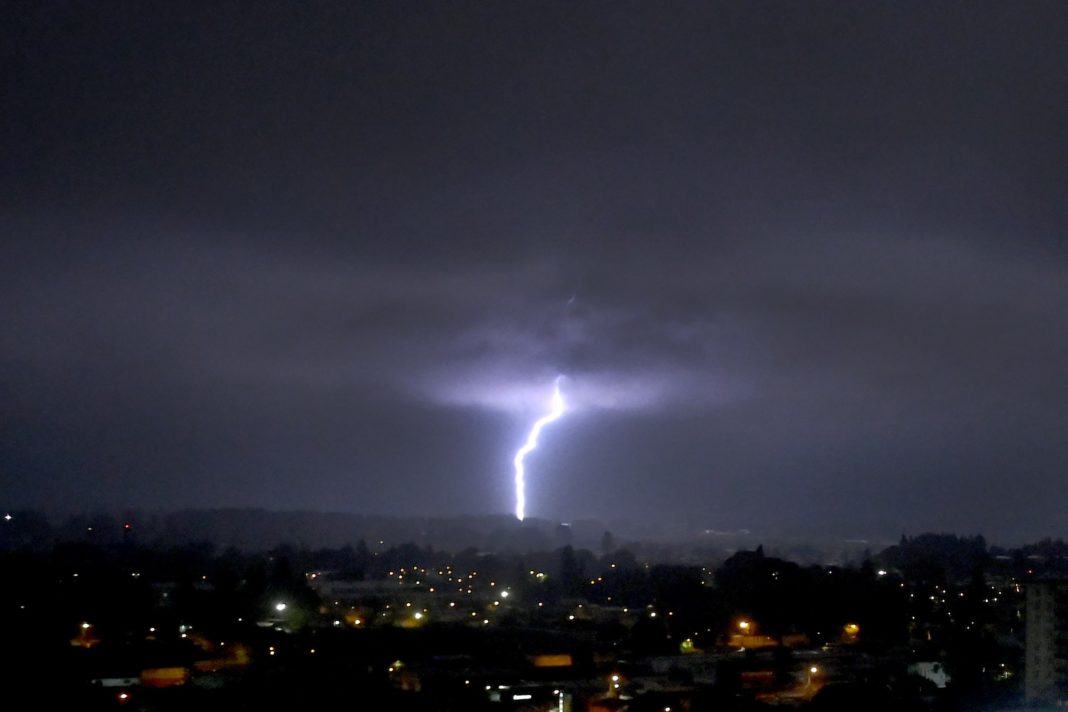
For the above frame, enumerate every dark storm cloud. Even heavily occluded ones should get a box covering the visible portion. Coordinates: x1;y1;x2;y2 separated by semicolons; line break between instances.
3;2;1068;539
4;221;1065;533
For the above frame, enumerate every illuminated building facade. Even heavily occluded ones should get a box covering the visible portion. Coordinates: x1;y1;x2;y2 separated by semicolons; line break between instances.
1026;580;1068;703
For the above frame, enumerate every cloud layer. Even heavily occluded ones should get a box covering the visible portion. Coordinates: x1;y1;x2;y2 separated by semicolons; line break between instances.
3;2;1068;541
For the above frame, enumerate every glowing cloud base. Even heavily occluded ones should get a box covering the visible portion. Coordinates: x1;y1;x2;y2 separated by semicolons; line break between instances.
513;378;566;521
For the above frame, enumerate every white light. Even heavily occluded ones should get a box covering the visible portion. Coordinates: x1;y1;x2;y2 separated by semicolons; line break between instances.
810;666;819;674
413;612;423;620
500;590;509;598
514;377;567;520
275;602;287;612
3;514;11;521
513;694;532;701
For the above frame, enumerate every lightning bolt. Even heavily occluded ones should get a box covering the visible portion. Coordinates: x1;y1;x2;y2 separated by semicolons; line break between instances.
514;377;567;521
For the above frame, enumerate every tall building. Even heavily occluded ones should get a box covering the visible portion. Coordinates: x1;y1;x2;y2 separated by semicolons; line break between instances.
1026;580;1068;703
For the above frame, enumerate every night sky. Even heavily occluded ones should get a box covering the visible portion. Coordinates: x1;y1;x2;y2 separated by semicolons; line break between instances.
3;2;1068;542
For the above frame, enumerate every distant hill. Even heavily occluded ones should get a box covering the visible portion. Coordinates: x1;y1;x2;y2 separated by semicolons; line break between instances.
3;508;886;564
4;508;619;553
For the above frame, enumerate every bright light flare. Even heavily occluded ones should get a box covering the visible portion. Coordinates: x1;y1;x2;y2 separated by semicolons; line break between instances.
513;377;567;521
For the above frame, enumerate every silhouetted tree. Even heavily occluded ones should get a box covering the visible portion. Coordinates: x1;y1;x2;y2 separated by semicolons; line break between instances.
601;530;616;556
